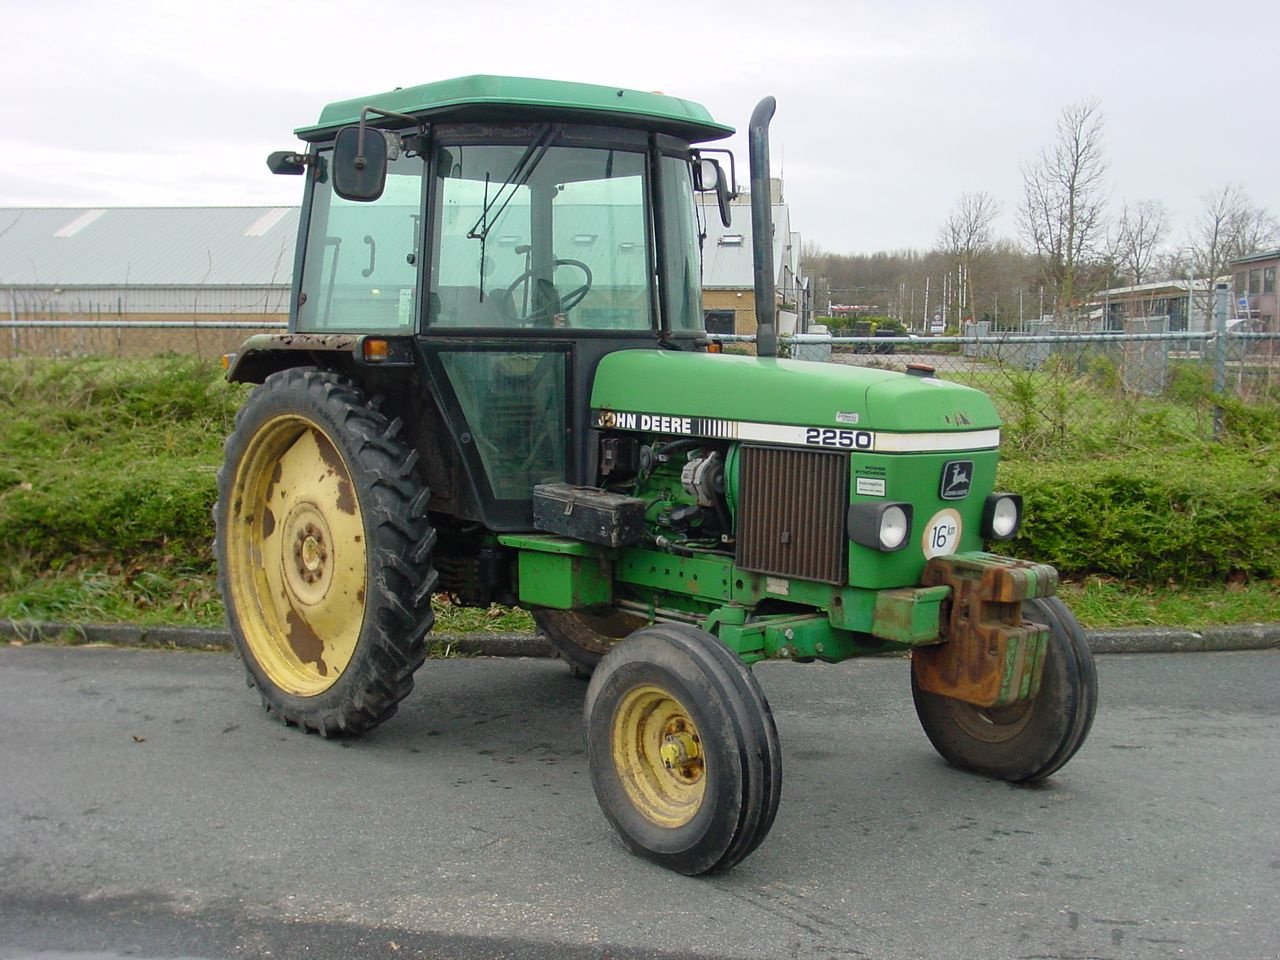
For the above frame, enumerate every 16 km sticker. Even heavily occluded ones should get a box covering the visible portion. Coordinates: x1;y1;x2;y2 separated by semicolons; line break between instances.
922;508;962;559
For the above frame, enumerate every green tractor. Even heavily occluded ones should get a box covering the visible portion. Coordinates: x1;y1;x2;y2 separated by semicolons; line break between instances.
216;75;1096;876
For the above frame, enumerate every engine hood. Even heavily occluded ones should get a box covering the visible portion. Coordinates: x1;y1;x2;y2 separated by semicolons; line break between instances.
590;351;1001;436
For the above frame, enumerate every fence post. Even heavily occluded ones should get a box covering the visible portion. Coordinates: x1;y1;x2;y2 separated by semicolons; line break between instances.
1212;283;1229;440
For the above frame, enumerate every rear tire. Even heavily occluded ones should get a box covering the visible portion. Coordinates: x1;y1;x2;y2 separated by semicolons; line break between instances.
911;596;1097;781
215;367;437;736
533;607;646;678
585;623;782;875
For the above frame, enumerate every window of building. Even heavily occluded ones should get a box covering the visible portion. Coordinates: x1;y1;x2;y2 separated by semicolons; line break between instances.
1248;269;1262;295
704;309;736;334
1265;266;1276;294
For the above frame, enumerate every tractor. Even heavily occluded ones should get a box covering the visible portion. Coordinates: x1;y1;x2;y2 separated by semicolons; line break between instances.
216;75;1096;876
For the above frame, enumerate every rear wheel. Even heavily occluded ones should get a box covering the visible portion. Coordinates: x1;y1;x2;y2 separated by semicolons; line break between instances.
584;623;782;875
912;596;1097;781
532;607;646;678
215;367;437;736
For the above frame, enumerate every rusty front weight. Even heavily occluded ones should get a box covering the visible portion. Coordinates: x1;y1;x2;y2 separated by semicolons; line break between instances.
912;553;1059;708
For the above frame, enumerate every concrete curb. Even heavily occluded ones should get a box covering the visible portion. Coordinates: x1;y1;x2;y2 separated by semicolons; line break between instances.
0;620;554;657
3;618;1278;656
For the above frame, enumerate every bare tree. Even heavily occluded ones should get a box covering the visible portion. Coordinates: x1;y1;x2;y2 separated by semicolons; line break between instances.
1187;184;1279;321
1019;98;1108;320
938;192;999;322
1108;199;1168;286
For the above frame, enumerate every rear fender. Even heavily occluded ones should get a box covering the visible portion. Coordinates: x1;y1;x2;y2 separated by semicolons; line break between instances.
225;332;415;383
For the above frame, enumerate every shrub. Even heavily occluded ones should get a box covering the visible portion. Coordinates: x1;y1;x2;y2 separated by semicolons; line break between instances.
998;447;1280;583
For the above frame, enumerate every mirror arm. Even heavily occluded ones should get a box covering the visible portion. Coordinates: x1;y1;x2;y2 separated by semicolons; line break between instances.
696;147;739;199
266;151;315;175
355;106;427;169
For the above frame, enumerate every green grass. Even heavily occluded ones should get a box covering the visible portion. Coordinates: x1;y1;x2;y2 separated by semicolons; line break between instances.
1058;577;1280;629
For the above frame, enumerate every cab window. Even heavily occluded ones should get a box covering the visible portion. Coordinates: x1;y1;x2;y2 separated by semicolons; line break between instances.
297;148;423;332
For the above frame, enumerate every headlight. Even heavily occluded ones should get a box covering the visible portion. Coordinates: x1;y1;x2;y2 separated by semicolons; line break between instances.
848;502;914;552
982;494;1022;540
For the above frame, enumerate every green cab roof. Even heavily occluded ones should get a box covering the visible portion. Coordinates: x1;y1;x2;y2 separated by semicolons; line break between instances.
296;74;735;143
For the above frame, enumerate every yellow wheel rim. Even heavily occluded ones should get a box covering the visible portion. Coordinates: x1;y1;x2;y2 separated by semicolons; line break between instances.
225;414;367;697
611;685;706;828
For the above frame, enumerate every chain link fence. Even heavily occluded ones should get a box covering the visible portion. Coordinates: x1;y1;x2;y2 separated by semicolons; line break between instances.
791;326;1277;451
3;311;1277;454
0;318;285;363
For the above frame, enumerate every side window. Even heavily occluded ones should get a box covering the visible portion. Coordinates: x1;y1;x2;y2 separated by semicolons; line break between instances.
297;149;423;332
659;156;704;332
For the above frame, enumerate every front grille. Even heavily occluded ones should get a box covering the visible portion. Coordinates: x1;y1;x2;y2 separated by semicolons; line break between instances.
736;445;849;585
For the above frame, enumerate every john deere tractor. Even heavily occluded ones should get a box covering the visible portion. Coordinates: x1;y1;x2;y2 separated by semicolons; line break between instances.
216;75;1096;876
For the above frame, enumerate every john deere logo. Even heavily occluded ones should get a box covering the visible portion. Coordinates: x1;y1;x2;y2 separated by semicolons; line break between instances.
940;460;972;500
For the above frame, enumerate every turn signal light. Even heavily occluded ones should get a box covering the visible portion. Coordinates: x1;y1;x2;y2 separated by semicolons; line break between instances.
982;494;1023;540
362;338;390;362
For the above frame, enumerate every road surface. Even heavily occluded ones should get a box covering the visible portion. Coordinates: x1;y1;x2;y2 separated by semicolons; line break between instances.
1;645;1276;959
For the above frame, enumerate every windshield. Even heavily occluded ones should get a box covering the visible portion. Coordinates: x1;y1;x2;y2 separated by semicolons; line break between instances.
428;139;652;330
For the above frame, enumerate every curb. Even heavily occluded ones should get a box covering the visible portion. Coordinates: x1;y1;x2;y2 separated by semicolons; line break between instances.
3;619;1278;656
0;620;553;657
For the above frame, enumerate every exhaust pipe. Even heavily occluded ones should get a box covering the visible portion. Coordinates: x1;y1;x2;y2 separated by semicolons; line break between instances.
749;96;777;359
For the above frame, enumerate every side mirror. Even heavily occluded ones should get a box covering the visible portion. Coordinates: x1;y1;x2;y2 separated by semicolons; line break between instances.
332;126;389;202
694;157;732;229
693;157;720;192
266;151;308;175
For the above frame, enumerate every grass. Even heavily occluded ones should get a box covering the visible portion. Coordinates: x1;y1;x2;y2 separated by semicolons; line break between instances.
1;354;1277;634
1059;577;1280;629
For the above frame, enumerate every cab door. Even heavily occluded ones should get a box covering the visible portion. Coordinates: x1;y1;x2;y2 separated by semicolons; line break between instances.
420;129;655;528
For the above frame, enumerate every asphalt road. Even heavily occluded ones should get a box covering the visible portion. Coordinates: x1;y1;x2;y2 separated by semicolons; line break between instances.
1;645;1277;960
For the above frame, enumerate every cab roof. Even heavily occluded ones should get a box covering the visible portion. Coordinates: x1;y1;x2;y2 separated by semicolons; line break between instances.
295;74;735;144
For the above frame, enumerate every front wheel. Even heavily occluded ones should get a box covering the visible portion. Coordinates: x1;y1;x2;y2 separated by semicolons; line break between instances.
584;623;782;875
911;596;1097;782
215;367;438;736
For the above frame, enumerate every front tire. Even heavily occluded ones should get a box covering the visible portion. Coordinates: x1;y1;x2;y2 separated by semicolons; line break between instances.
215;367;438;736
584;624;782;875
912;596;1097;781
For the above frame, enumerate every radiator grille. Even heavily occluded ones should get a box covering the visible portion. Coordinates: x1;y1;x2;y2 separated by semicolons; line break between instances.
736;445;849;585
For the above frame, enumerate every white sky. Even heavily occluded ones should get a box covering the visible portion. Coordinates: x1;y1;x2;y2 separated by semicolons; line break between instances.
1;0;1275;254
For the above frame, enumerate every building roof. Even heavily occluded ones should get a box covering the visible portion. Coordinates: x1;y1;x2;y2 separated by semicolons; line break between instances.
697;198;793;291
1092;278;1220;298
2;196;803;297
0;207;298;287
1230;248;1280;267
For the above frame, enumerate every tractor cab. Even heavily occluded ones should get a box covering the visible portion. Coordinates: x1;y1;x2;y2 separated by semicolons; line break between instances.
244;75;738;530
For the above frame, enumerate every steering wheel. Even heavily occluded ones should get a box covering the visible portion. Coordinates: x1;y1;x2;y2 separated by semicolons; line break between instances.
497;258;593;326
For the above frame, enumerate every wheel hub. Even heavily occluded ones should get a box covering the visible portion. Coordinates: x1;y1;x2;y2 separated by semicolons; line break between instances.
293;523;329;583
659;722;703;782
281;503;336;605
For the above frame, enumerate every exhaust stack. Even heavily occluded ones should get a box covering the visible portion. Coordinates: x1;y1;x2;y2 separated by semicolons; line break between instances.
748;97;777;359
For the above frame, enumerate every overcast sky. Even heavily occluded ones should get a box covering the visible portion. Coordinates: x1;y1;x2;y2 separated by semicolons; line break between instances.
2;0;1275;254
